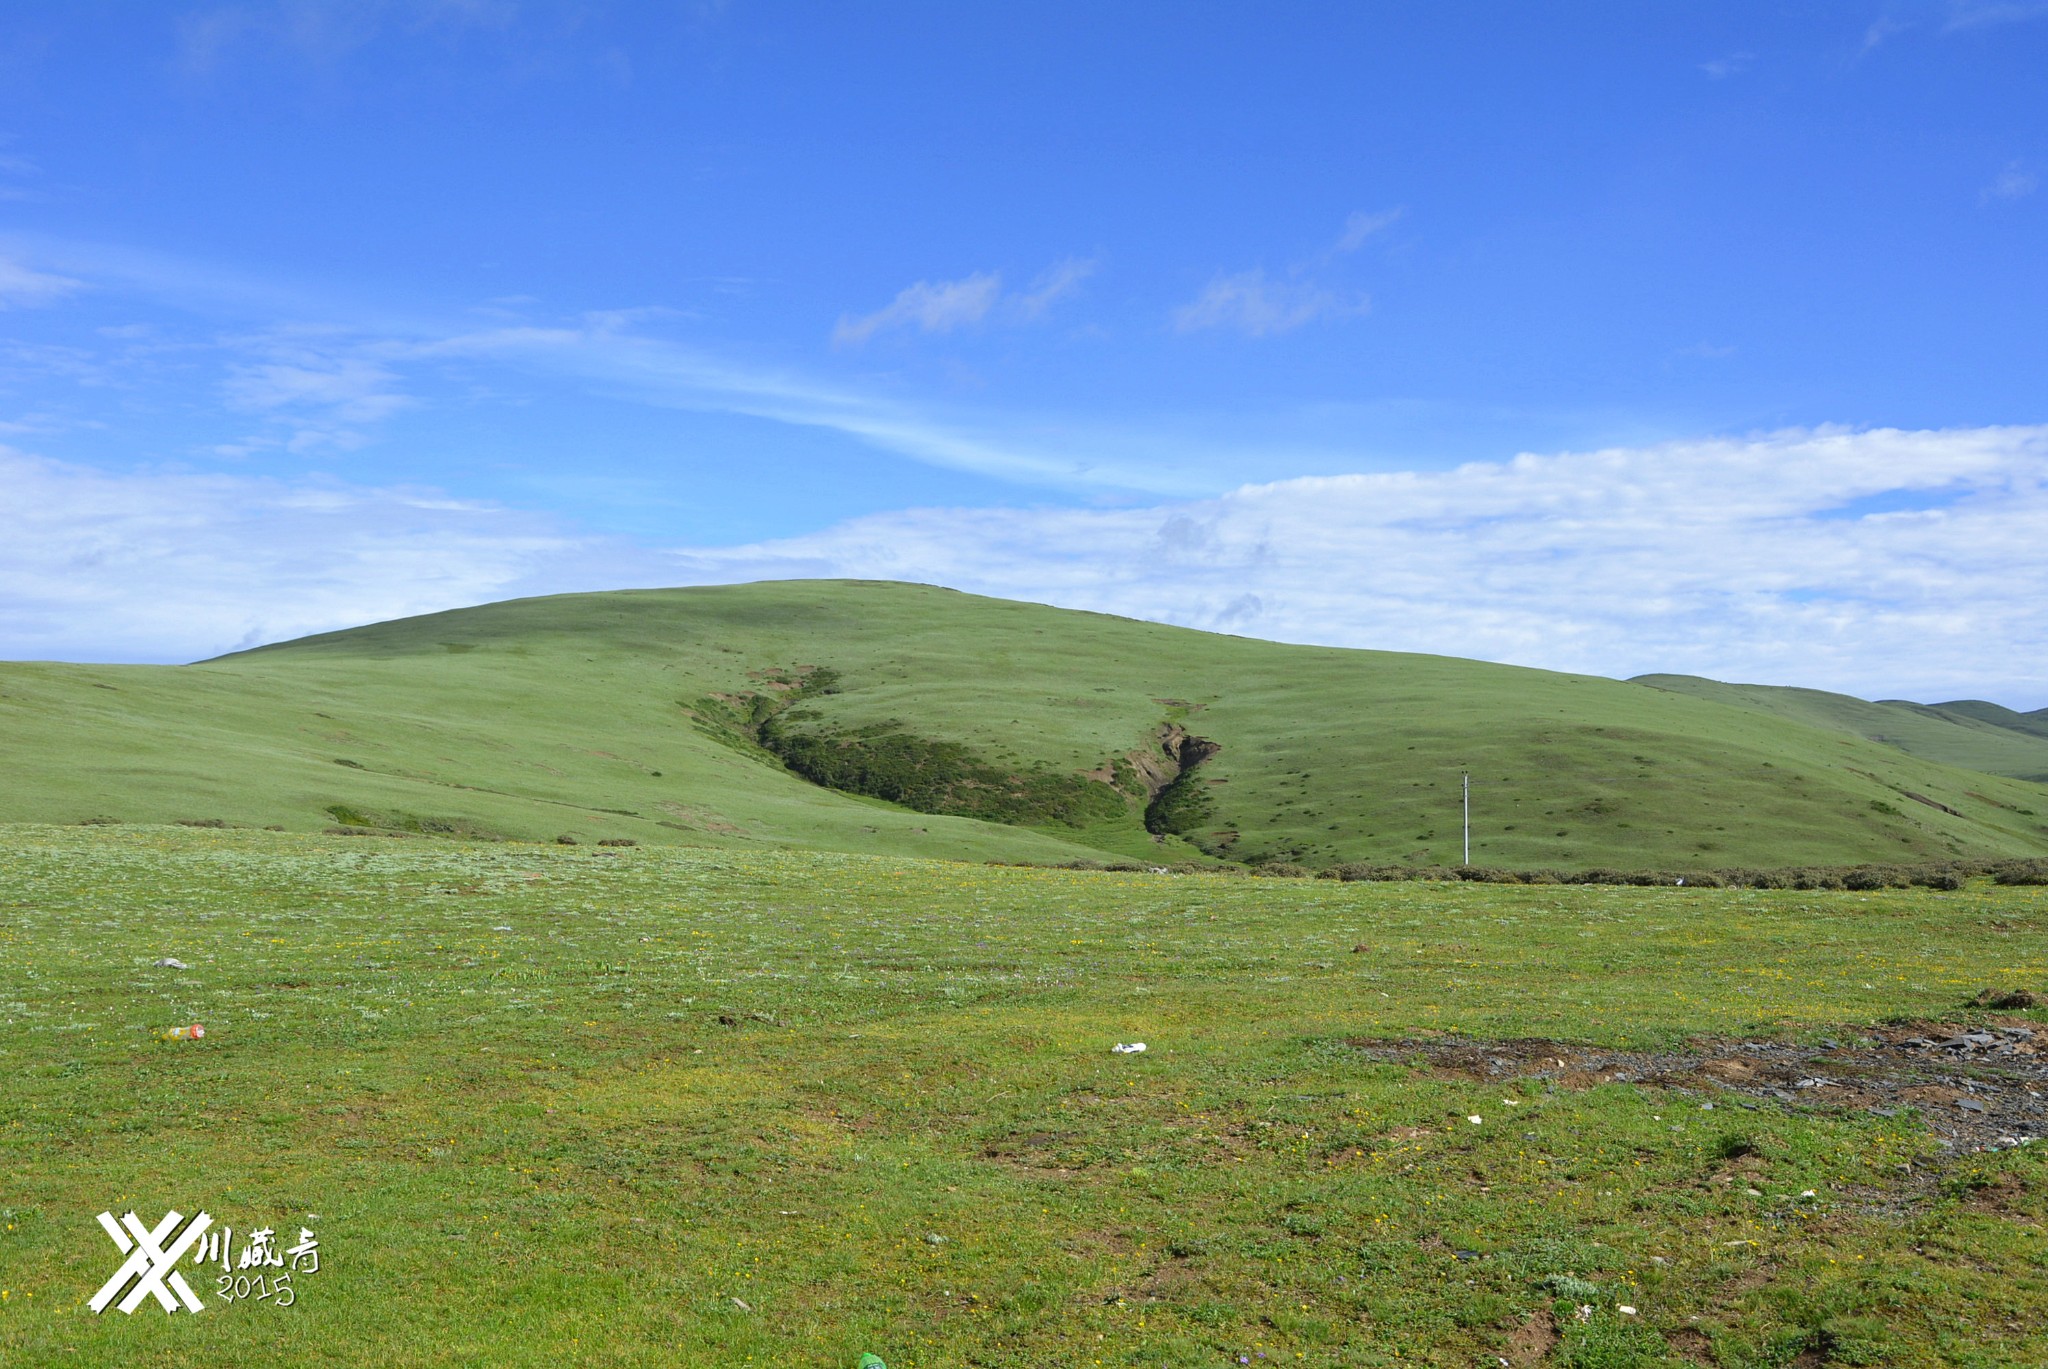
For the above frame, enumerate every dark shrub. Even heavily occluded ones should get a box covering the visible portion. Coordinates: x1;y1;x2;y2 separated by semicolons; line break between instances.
555;834;579;845
1994;859;2048;886
597;838;637;847
1324;862;1413;882
1455;866;1522;884
1846;865;1913;890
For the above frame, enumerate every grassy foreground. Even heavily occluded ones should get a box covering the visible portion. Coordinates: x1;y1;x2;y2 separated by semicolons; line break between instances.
3;824;2047;1367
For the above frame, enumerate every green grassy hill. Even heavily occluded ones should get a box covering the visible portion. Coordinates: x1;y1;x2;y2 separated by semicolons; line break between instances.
1633;674;2048;784
1921;697;2048;744
3;580;2046;868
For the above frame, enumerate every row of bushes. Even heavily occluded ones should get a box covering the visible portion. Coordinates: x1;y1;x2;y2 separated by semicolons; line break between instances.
1317;862;1974;890
1320;856;2048;887
764;720;1130;830
990;855;2048;888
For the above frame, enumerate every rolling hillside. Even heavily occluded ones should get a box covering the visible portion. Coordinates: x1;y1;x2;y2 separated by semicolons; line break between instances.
1632;675;2048;783
2;580;2045;869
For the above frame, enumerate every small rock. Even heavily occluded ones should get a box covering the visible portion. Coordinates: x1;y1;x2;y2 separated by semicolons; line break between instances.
1958;1097;1987;1113
731;1296;750;1311
153;957;189;969
1617;1305;1638;1316
491;925;512;932
924;1233;947;1246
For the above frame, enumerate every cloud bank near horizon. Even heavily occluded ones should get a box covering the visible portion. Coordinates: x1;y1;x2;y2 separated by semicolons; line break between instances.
5;425;2045;707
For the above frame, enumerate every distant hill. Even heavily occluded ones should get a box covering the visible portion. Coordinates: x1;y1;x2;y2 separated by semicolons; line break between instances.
2;581;2044;868
1917;698;2048;744
1632;675;2048;784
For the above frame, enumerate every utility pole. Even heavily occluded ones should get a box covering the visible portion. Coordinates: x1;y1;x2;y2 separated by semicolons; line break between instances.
1462;772;1470;866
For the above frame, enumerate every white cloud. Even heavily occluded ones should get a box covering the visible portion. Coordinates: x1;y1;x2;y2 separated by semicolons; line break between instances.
0;256;82;308
0;443;625;661
224;356;411;421
659;426;2048;704
1982;160;2038;202
1699;51;1755;78
218;333;416;453
1860;16;1913;51
833;272;1004;347
1944;0;2048;31
833;257;1098;345
1173;269;1367;337
1333;207;1405;253
1182;211;1391;336
1016;257;1097;319
426;314;1220;494
10;425;2048;702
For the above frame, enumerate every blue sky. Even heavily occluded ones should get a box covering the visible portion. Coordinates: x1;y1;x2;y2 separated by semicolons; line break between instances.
2;3;2046;703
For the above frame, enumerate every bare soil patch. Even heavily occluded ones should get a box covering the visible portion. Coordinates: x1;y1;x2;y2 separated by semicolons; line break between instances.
1345;1022;2047;1151
1503;1311;1558;1366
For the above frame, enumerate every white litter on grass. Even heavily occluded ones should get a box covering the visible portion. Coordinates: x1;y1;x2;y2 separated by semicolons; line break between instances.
1502;1099;1520;1106
153;958;189;969
1467;1115;1483;1125
492;925;513;932
1618;1305;1638;1316
1112;1042;1147;1054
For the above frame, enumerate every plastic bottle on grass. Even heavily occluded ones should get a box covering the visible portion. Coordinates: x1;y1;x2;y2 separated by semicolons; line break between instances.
859;1355;888;1369
164;1023;205;1041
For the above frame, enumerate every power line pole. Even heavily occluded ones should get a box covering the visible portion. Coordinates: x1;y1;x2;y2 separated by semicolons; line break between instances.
1462;772;1470;866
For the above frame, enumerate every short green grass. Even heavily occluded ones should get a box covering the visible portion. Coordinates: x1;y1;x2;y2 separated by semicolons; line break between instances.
1633;676;2048;785
4;824;2046;1366
3;581;2046;872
